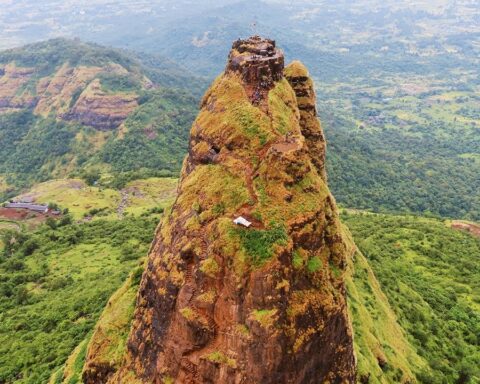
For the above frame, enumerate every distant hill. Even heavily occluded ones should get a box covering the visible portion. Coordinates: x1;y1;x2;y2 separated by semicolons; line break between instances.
0;39;205;200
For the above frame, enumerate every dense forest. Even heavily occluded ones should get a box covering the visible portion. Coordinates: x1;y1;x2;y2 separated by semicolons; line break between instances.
0;215;156;383
344;213;480;383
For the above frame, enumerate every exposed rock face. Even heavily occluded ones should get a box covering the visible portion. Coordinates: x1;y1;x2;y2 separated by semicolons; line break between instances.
0;62;139;130
226;36;284;105
110;36;356;384
66;79;138;131
0;63;36;112
285;62;327;182
33;63;103;117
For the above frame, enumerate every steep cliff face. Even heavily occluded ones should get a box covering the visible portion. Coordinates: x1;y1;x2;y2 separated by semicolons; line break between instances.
65;78;138;131
109;36;356;384
0;60;139;130
284;62;327;182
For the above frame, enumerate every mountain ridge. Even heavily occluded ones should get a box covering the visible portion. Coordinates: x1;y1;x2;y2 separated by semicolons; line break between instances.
0;39;202;200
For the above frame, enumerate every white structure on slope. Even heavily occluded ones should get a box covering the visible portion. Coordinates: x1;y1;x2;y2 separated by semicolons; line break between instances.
233;216;252;227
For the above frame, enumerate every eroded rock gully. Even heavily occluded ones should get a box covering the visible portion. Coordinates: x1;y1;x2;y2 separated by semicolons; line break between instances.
100;36;356;384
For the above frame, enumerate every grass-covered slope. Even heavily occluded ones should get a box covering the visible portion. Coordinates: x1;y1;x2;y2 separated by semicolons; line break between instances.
343;212;480;383
81;274;140;382
0;216;157;384
11;177;177;220
343;226;428;383
0;176;180;383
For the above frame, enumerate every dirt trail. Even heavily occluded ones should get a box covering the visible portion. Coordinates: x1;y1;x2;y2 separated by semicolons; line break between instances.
451;220;480;238
117;189;129;218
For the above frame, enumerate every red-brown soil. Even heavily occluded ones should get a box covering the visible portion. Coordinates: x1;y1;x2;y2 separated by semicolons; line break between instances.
451;221;480;238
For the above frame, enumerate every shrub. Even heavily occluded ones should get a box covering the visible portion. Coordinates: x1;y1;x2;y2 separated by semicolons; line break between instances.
237;223;288;266
119;244;140;262
46;217;57;229
200;258;219;277
22;238;40;256
205;351;236;368
306;256;321;273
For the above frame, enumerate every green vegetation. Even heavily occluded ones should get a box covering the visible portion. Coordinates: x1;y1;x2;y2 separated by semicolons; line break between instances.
0;112;73;193
2;34;478;221
78;272;141;383
0;12;478;382
8;177;177;221
344;225;427;383
251;309;277;328
199;258;219;277
180;307;197;321
344;212;480;383
84;0;479;222
98;73;141;93
15;179;120;220
236;223;288;266
204;351;236;368
0;214;159;383
306;256;321;273
292;249;304;269
325;94;480;220
100;89;196;173
177;164;249;218
0;39;138;76
60;338;89;384
0;90;193;200
0;39;200;201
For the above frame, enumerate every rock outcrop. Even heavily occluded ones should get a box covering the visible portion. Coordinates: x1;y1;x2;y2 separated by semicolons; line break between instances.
65;78;138;131
0;62;139;130
285;62;327;182
0;63;36;112
107;36;356;384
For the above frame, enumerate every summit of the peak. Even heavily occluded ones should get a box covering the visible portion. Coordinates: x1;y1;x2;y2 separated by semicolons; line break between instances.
225;36;284;104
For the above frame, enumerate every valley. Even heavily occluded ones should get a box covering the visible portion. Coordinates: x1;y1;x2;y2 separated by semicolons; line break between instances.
0;1;478;383
0;177;176;383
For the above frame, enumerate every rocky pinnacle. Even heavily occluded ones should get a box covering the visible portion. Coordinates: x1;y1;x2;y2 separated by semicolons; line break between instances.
105;36;356;384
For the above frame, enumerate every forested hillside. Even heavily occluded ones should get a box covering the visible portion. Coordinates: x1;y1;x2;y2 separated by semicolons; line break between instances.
344;212;480;383
0;177;178;383
0;39;202;200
